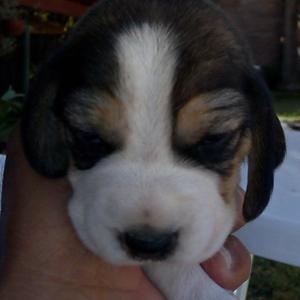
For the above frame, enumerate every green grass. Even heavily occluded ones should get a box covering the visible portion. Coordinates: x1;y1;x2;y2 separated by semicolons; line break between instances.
273;92;300;122
247;257;300;300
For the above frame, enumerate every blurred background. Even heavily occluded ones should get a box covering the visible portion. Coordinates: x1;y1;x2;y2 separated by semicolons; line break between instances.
0;1;299;299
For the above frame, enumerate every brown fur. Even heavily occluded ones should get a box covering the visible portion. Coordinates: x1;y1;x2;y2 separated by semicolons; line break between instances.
175;90;247;146
87;93;128;145
176;95;211;145
219;131;251;203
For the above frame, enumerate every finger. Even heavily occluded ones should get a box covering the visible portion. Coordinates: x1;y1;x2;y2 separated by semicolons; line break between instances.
201;235;251;291
133;270;166;300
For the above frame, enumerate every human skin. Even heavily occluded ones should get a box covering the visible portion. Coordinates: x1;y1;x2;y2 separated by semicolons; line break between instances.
0;131;251;300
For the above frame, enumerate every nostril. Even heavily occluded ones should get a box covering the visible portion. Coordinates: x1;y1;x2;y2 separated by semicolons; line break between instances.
119;227;178;260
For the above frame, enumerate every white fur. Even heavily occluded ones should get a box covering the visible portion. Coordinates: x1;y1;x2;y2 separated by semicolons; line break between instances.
116;24;175;160
145;264;237;300
68;24;236;299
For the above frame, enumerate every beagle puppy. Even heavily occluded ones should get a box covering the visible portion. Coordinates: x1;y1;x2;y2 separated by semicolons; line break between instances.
21;0;286;299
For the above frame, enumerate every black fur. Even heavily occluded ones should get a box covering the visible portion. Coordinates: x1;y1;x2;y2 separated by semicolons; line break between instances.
175;128;247;175
21;67;69;177
242;71;286;221
21;0;285;220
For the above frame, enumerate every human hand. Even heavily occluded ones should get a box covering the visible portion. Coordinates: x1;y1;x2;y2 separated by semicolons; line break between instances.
0;131;250;300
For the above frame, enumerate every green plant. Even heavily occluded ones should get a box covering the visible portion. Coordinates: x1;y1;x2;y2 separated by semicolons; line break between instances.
273;92;300;122
0;0;19;20
248;257;300;300
0;87;24;152
0;36;16;56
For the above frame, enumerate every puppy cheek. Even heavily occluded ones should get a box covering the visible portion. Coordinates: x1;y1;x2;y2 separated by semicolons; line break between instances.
68;196;95;252
219;135;251;203
68;192;130;265
174;175;236;263
219;171;240;205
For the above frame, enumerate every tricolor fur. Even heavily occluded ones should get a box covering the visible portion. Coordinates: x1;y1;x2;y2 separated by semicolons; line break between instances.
21;1;286;299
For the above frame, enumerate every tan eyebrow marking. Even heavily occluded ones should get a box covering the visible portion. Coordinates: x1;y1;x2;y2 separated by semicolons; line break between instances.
66;91;128;145
175;89;247;145
88;93;128;144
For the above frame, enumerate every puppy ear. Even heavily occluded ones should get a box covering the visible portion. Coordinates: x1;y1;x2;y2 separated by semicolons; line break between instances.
243;71;286;221
21;64;70;178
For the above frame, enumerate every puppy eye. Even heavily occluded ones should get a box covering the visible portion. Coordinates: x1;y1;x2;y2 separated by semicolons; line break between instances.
84;133;103;146
70;130;115;169
72;131;102;146
199;132;233;148
175;129;242;174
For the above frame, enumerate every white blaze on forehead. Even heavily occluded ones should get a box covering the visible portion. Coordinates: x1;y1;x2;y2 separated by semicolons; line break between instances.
68;23;236;266
116;24;177;160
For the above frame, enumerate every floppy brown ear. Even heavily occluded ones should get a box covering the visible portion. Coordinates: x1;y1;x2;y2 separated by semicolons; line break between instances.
21;63;70;178
243;71;286;221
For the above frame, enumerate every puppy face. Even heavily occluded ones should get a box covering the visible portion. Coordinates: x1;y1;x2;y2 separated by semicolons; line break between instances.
22;0;285;265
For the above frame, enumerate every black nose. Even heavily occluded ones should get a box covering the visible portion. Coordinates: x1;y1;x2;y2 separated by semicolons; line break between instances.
120;227;178;260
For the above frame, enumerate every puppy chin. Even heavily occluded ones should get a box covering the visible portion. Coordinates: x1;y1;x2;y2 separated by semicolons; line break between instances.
68;193;234;267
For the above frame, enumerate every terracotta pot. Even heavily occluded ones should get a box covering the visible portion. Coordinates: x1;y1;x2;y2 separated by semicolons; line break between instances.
4;19;25;36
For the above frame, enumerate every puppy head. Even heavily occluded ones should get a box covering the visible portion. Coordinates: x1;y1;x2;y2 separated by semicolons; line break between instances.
22;0;285;265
